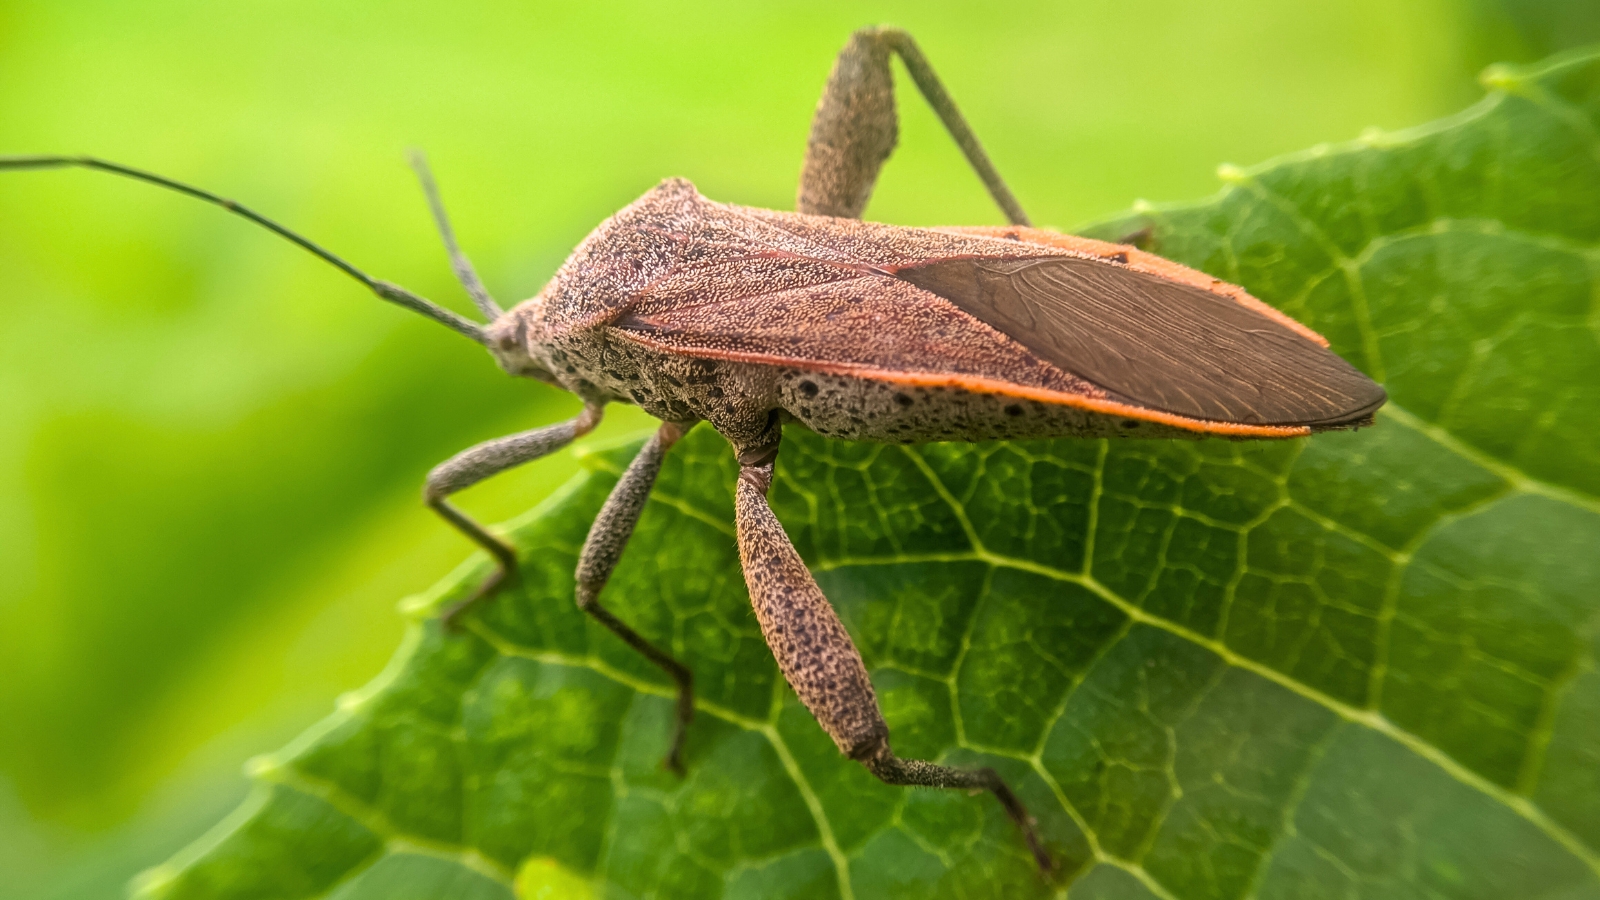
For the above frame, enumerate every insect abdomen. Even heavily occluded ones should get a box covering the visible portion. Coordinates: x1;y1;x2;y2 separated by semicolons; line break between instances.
770;368;1197;443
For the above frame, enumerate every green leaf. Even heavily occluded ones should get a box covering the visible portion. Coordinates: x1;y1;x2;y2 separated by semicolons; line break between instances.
136;48;1600;900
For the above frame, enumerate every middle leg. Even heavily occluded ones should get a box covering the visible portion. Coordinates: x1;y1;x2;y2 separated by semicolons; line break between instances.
798;26;1030;225
575;420;696;774
731;440;1052;872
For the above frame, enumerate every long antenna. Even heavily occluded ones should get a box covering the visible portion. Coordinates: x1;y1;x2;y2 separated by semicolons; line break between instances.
0;154;488;344
407;150;503;321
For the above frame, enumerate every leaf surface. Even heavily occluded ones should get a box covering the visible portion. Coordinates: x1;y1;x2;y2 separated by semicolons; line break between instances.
138;50;1600;900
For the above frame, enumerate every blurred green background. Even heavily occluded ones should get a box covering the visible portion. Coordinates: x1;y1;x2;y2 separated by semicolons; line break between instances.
0;1;1592;897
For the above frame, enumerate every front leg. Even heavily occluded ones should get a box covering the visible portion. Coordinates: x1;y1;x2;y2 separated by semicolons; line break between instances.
798;26;1030;225
427;403;603;627
732;440;1052;873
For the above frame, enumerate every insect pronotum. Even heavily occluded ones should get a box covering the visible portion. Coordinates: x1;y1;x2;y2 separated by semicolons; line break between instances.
2;26;1386;873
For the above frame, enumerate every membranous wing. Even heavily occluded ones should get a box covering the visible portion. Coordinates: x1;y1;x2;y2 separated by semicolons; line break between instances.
896;256;1385;427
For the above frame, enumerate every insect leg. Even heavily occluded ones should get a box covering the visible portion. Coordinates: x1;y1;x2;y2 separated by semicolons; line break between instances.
863;752;1051;872
426;403;604;627
576;421;696;773
797;27;1030;225
733;445;1051;872
406;150;503;321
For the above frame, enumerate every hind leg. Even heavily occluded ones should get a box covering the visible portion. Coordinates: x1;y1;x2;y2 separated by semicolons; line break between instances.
798;26;1030;225
731;439;1051;872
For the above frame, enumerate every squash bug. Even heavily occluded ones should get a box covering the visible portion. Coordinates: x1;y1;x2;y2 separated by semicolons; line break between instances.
2;26;1386;872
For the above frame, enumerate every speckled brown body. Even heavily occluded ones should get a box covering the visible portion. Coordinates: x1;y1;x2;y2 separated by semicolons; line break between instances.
488;178;1377;455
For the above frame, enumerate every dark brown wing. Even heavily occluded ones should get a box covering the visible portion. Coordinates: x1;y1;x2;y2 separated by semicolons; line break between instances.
896;257;1385;427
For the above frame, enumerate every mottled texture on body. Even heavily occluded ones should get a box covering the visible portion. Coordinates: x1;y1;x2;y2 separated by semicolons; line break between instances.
768;367;1198;442
735;463;889;758
490;177;1382;447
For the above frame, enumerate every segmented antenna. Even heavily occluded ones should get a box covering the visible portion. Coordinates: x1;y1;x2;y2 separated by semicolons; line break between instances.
407;150;504;321
0;155;489;344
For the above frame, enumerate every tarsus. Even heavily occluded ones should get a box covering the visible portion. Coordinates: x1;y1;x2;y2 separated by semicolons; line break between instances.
0;154;488;344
